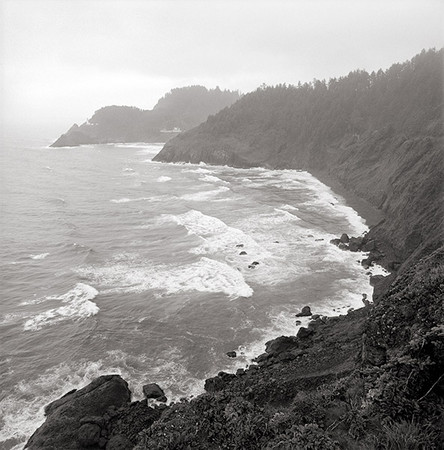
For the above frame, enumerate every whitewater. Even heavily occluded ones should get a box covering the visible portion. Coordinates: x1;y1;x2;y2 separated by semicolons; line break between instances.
0;138;387;449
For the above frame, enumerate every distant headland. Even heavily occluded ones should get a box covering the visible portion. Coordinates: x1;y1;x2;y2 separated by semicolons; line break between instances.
50;86;240;147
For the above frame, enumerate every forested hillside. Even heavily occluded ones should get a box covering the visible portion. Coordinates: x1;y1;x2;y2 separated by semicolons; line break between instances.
154;49;443;267
50;86;240;147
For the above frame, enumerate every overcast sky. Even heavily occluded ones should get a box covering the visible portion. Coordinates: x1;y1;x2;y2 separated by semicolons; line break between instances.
1;0;443;139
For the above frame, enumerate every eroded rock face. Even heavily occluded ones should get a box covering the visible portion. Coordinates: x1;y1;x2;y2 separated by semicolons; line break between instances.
106;434;133;450
265;336;299;356
142;383;167;403
25;375;131;450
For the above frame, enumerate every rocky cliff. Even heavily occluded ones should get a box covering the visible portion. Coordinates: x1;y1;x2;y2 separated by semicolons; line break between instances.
51;86;240;147
154;49;443;270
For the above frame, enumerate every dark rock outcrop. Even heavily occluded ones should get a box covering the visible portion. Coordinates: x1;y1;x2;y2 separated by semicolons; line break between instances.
142;384;167;403
204;371;237;393
295;305;312;317
297;326;314;339
340;233;350;243
26;375;131;449
77;422;101;447
265;336;299;357
106;434;133;450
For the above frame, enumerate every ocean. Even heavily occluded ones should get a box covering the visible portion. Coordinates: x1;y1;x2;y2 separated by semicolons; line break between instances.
0;137;386;449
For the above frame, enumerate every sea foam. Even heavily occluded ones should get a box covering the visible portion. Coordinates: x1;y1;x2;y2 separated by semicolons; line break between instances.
23;283;99;331
110;197;151;203
77;255;253;299
180;186;230;201
157;176;172;182
0;346;205;449
161;209;313;286
29;253;49;260
198;174;228;184
161;210;271;259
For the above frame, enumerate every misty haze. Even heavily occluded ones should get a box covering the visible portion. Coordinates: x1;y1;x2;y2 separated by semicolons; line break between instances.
1;1;443;449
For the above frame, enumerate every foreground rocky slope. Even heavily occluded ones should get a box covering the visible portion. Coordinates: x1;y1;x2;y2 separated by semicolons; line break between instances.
26;248;444;449
51;86;240;147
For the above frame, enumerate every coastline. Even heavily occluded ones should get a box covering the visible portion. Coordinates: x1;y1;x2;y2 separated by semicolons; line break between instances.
26;245;444;449
23;164;393;449
309;169;384;228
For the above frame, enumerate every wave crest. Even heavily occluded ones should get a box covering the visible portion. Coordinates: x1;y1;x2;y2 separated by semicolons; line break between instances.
23;283;99;331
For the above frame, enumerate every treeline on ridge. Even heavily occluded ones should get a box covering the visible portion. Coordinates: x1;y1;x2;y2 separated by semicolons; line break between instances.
175;49;440;156
155;48;443;264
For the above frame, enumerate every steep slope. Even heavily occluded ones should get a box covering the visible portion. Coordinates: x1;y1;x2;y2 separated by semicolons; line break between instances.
26;247;444;449
154;49;443;267
50;86;240;147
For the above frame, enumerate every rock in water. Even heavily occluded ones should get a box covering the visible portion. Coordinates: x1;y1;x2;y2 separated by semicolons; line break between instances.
25;374;131;449
295;306;312;317
226;351;237;358
340;233;350;243
142;383;167;402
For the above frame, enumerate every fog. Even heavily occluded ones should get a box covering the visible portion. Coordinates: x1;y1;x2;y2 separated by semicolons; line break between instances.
1;0;443;139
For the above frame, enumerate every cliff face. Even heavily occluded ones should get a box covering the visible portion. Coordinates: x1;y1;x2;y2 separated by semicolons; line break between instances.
154;49;443;267
50;86;240;147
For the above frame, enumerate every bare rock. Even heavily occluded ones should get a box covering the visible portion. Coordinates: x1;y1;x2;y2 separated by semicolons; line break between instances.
204;372;236;392
142;383;167;403
340;233;350;243
106;434;133;450
348;236;364;252
296;306;312;317
265;336;299;356
297;327;314;339
362;239;376;252
78;423;101;447
26;375;131;450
